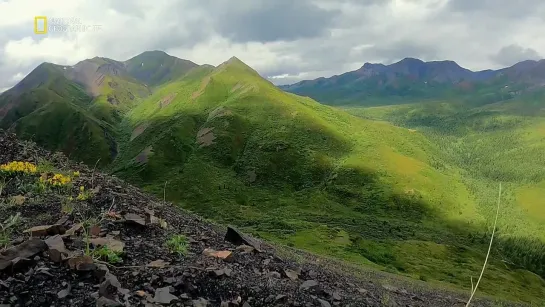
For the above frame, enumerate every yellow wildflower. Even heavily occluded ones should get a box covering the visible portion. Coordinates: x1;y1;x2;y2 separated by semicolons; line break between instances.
0;161;38;174
73;171;80;177
45;173;71;186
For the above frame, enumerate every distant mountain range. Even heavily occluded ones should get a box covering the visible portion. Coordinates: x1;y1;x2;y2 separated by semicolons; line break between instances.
280;57;545;106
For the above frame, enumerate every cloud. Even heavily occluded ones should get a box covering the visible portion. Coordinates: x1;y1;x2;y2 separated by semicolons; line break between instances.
206;0;340;43
446;0;545;18
1;0;545;91
490;44;543;66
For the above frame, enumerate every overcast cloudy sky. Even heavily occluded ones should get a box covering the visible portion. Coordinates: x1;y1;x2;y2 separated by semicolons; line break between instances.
1;0;544;92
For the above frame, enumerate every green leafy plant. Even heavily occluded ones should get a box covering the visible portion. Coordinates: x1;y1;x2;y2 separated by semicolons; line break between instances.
0;213;21;249
36;159;56;173
76;186;92;201
166;234;188;256
0;177;9;199
92;246;123;264
61;196;75;214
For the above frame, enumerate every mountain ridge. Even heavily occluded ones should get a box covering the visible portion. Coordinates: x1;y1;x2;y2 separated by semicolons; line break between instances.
280;57;545;106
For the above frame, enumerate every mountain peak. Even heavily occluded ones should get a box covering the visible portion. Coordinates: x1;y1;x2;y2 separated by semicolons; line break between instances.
228;56;242;62
218;56;255;72
124;50;199;86
224;56;247;66
398;57;425;64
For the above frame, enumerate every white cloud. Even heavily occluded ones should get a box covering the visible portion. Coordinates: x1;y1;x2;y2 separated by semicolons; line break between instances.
0;0;544;91
4;37;90;66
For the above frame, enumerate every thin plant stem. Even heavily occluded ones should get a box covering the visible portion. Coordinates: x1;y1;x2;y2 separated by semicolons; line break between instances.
163;181;168;204
466;183;502;307
91;158;101;188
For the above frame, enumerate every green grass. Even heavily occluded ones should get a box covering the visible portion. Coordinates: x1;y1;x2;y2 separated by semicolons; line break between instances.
3;55;545;304
166;234;189;256
106;58;545;303
344;98;545;298
92;246;123;264
0;66;116;166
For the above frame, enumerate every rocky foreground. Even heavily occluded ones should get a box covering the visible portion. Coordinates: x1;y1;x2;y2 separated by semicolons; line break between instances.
0;132;515;307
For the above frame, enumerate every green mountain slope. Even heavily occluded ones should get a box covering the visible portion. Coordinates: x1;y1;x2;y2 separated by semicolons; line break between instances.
345;97;545;282
65;57;152;125
124;50;199;87
0;51;195;166
107;57;545;302
0;63;116;165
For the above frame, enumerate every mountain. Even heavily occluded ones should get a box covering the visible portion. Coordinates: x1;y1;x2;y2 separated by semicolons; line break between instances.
124;50;199;86
280;58;545;106
1;53;545;303
0;62;117;165
0;51;199;165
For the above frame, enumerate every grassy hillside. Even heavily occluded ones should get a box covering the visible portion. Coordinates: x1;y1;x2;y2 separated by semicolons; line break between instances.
0;63;116;165
65;57;152;125
345;98;545;292
107;58;545;303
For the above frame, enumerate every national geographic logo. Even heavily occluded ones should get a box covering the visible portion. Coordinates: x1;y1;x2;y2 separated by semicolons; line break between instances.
34;16;102;34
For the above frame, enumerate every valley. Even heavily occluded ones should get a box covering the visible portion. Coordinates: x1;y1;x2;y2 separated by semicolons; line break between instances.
1;51;544;304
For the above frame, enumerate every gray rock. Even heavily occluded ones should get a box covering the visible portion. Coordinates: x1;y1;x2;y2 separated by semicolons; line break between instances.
224;227;262;252
317;298;331;307
299;280;319;290
268;271;281;279
57;284;71;299
153;287;178;304
275;294;287;302
96;297;122;307
0;239;47;271
192;298;209;307
284;268;299;281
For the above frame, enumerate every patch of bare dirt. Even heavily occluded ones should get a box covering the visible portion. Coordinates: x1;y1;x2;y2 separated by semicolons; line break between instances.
106;96;119;105
230;83;243;93
130;123;150;141
207;106;233;122
191;77;211;100
134;146;153;163
158;93;177;109
238;84;259;96
0;103;15;119
196;127;216;148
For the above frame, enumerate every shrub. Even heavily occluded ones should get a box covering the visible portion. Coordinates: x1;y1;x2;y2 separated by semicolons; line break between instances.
92;246;123;264
166;234;188;256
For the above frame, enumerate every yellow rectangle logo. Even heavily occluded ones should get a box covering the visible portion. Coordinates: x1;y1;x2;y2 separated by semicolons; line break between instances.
34;16;47;34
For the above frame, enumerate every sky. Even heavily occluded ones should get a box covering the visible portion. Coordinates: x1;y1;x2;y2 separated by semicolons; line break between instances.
0;0;544;92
